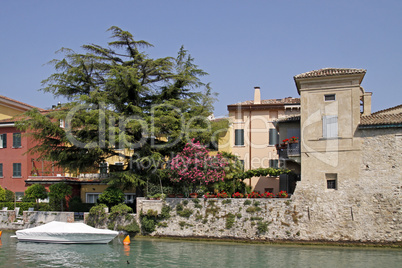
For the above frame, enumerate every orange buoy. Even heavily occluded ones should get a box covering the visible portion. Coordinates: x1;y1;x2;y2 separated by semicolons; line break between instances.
0;230;2;238
123;235;130;245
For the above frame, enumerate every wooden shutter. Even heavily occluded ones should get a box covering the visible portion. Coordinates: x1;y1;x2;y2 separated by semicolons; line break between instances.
323;116;338;138
235;129;244;146
269;129;278;145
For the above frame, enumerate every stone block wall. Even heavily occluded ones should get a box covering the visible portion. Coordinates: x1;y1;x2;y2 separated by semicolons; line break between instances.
138;197;304;240
0;211;74;230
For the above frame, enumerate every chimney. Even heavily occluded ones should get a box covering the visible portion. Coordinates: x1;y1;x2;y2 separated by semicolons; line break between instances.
254;86;261;104
362;92;372;115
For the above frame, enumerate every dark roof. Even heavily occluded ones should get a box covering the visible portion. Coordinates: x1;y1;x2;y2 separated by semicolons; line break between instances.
294;68;366;79
274;115;301;124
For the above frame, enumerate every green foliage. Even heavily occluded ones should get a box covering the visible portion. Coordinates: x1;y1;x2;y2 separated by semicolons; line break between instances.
243;200;252;206
141;216;156;233
246;206;262;213
97;187;125;207
4;189;15;202
0;186;5;202
225;213;236;229
222;199;232;205
48;182;72;211
68;196;95;212
257;221;269;234
87;203;108;227
176;203;193;218
24;184;48;203
160;205;172;219
17;27;221;194
191;198;200;204
0;202;50;212
233;167;291;180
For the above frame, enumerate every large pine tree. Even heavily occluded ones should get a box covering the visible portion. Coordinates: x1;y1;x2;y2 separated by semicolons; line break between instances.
18;26;227;190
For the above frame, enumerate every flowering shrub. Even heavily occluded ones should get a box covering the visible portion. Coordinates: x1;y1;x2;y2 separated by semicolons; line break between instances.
289;136;299;143
204;192;216;198
232;192;244;198
169;140;228;185
247;192;262;198
261;192;275;198
216;192;228;198
277;191;288;198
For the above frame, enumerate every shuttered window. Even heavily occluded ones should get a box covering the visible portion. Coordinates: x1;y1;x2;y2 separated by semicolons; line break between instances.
323;116;338;138
13;133;21;148
269;128;279;145
0;163;3;177
269;159;279;168
0;134;6;148
13;163;21;177
235;129;244;146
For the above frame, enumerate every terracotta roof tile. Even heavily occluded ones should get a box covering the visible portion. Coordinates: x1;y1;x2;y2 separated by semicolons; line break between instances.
360;113;402;127
294;68;366;79
0;95;44;111
371;104;402;115
231;97;300;106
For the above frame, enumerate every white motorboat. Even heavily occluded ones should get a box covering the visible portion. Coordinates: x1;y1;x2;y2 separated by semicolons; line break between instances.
15;221;119;244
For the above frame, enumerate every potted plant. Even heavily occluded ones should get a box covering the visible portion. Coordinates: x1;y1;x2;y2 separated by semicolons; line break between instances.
232;192;244;198
289;136;299;143
247;192;262;198
216;192;228;198
277;190;288;198
189;193;198;198
204;192;216;198
262;192;275;198
176;193;185;198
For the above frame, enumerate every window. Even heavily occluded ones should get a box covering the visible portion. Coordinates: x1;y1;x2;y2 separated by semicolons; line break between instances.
235;129;244;146
125;193;136;203
99;162;108;174
115;162;124;171
60;119;65;128
0;134;6;148
86;193;100;203
269;159;278;168
0;163;3;177
13;163;21;177
323;115;338;138
326;173;337;189
13;133;21;148
269;128;279;145
264;188;274;193
325;94;336;101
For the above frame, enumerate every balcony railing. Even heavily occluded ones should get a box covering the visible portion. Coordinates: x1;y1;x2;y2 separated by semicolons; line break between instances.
276;142;300;159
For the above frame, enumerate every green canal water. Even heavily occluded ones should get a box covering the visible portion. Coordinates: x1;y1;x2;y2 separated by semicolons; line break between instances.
0;231;401;267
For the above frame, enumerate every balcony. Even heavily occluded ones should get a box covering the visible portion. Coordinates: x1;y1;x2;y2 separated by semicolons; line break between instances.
276;142;300;162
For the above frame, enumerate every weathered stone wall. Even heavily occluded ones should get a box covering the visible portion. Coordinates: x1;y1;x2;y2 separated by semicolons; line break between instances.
138;197;304;240
138;127;402;246
0;211;74;230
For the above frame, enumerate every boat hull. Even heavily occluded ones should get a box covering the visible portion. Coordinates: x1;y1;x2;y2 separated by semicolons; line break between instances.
15;221;119;244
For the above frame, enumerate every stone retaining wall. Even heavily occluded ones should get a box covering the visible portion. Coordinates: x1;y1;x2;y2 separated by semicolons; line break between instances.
0;211;74;230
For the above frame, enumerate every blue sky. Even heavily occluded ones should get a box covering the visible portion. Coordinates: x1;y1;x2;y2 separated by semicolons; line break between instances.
1;0;401;116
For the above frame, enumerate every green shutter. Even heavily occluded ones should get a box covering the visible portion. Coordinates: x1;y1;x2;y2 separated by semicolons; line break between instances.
13;133;21;148
1;134;6;148
269;129;278;145
235;129;244;146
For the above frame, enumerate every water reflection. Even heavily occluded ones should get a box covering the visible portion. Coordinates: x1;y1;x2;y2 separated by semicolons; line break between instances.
0;232;401;268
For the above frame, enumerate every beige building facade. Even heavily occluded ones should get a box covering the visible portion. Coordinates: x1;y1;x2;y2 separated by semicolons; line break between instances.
225;87;300;193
